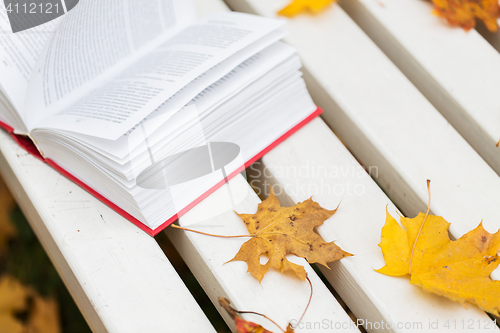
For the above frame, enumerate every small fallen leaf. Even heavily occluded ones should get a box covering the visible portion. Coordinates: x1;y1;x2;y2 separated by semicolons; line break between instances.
430;0;500;32
235;317;274;333
230;188;351;281
377;181;500;315
219;297;296;333
26;296;61;333
219;297;238;319
277;0;335;18
0;275;29;333
218;297;274;332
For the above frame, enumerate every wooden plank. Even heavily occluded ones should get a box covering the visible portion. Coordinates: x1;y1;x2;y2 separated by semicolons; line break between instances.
166;174;361;333
339;0;500;175
254;117;499;332
0;131;216;332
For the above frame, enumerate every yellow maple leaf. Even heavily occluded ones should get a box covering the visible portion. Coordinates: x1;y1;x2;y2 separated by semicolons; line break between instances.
377;209;500;315
431;0;500;32
277;0;336;18
229;188;351;281
26;296;61;333
0;275;61;333
0;275;29;333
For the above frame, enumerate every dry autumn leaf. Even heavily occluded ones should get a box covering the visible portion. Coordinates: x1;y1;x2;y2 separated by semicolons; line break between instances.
234;317;275;333
377;181;500;315
431;0;500;32
277;0;335;18
0;275;61;333
218;276;311;332
230;188;351;281
0;275;29;333
219;297;296;333
170;188;351;281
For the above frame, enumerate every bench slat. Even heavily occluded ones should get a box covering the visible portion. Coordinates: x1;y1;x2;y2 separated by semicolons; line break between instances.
339;0;500;175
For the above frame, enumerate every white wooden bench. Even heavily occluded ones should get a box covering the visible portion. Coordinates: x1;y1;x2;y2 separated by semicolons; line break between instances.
1;0;500;332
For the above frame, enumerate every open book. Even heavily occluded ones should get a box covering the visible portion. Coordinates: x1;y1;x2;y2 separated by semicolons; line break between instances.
0;0;320;235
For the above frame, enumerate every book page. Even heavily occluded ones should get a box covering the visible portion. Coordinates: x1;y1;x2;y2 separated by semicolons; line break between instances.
56;32;289;160
0;6;60;126
24;0;196;132
26;11;285;140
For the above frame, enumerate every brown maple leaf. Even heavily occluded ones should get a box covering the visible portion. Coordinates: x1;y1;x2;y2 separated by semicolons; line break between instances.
377;181;500;315
431;0;500;32
229;188;351;281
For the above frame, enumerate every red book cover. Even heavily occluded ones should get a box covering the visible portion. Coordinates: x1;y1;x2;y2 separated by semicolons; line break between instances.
0;107;322;236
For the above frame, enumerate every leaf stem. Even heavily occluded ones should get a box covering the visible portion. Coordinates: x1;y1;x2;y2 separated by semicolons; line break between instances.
232;276;312;333
296;275;313;327
170;224;251;238
171;225;312;247
218;297;286;332
236;310;286;333
409;179;431;275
